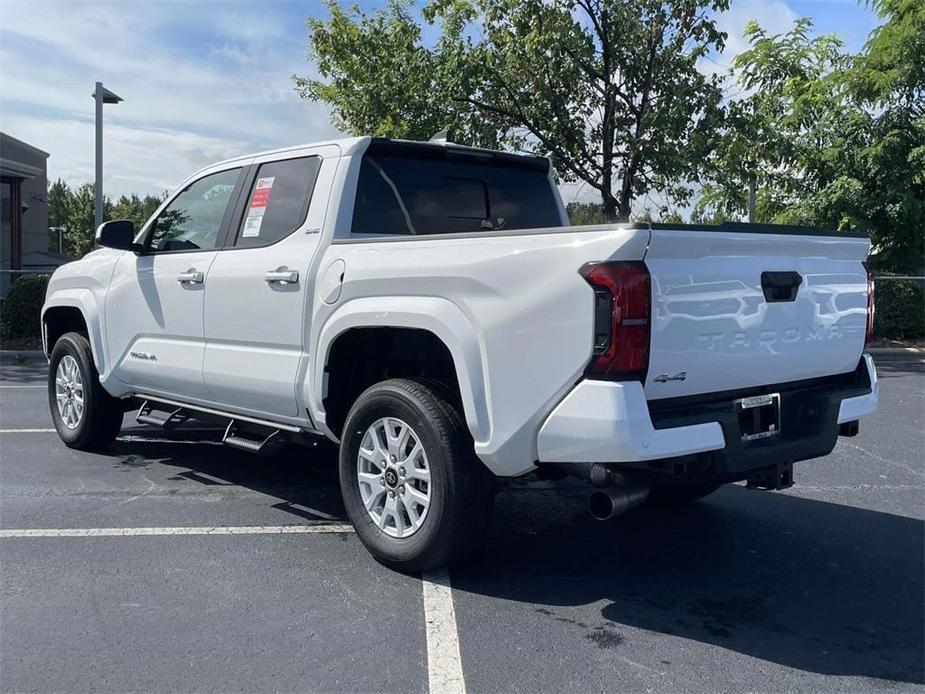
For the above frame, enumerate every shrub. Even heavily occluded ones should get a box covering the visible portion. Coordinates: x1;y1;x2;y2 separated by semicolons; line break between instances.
0;274;50;342
873;278;925;340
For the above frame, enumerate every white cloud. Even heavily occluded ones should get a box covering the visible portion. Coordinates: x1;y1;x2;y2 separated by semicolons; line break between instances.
716;0;799;58
695;0;798;86
0;0;342;198
0;113;258;195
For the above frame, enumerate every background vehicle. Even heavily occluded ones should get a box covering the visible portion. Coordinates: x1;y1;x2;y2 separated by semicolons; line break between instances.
42;137;878;570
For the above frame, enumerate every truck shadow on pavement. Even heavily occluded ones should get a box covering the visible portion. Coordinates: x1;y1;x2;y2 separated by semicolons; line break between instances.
456;482;925;685
111;432;347;521
109;432;924;685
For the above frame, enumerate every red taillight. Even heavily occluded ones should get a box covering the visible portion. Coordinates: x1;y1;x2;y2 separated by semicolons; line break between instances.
581;261;650;380
865;266;875;348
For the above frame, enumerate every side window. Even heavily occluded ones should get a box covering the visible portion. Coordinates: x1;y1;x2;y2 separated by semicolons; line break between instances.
148;168;241;252
351;158;413;235
234;156;321;248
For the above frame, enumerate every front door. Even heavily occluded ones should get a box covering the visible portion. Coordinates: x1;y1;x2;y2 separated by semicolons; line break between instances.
107;165;245;400
202;152;327;420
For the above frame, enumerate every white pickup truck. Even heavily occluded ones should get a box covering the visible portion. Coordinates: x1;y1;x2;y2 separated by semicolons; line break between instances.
42;137;878;570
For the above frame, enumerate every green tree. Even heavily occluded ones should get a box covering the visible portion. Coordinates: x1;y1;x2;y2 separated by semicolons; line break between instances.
62;183;96;258
47;178;70;230
698;12;924;272
566;202;605;226
296;0;729;221
854;0;924;109
46;180;167;258
695;19;853;223
109;193;165;231
850;0;924;271
295;2;474;144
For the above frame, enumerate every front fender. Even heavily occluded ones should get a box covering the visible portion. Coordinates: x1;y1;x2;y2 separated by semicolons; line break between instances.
42;290;107;375
310;296;490;445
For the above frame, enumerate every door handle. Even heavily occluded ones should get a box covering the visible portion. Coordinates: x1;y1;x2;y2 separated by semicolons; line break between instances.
265;268;299;284
177;269;204;284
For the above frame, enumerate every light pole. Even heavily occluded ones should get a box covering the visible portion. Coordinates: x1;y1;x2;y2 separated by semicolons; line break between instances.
93;82;123;230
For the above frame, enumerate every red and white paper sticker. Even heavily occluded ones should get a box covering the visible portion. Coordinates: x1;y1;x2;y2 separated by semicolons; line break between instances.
242;176;275;237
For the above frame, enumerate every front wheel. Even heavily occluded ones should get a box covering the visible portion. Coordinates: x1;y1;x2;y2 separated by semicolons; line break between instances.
339;378;494;572
48;332;123;450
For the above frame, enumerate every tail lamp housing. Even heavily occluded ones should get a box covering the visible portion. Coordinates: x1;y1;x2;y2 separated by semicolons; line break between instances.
865;265;875;348
580;261;651;380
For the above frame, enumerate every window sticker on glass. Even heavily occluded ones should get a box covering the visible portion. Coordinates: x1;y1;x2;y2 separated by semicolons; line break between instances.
242;176;275;237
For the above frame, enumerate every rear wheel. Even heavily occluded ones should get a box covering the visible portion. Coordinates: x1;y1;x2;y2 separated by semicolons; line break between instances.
646;480;722;505
48;332;123;450
339;378;494;572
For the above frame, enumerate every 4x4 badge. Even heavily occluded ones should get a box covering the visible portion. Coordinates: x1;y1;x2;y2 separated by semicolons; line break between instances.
654;371;686;383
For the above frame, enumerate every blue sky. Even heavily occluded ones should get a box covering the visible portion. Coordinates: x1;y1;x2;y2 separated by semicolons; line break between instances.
0;0;880;199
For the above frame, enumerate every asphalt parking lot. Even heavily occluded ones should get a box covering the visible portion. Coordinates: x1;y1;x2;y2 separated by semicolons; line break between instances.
1;354;923;693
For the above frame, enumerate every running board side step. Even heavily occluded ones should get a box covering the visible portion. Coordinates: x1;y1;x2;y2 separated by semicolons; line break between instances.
136;400;189;430
222;420;288;457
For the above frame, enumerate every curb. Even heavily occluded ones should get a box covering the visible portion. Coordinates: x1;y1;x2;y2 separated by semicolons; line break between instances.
868;347;925;356
1;350;45;358
0;350;46;365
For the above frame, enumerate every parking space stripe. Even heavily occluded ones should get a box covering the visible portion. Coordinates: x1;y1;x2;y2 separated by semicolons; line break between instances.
0;524;355;538
0;385;45;388
0;428;56;433
422;568;466;694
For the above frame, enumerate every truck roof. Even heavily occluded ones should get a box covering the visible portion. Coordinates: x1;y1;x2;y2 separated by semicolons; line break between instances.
196;136;551;177
203;136;369;171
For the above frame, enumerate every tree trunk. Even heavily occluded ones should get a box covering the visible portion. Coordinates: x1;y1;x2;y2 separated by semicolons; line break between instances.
617;173;633;222
600;101;617;223
602;192;619;223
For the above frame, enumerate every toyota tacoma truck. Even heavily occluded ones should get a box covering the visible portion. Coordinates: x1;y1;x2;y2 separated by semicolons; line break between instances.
42;137;878;570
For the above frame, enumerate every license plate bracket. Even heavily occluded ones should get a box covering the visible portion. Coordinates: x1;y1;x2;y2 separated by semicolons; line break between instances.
735;393;781;442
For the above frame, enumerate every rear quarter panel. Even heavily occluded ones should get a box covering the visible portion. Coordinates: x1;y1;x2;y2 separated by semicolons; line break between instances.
313;226;649;476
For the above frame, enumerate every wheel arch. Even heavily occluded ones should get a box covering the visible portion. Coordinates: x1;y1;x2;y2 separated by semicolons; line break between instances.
310;297;491;445
42;291;106;374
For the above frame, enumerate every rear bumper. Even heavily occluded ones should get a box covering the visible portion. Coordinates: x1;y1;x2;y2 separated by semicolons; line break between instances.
836;354;878;423
537;381;726;463
537;354;877;474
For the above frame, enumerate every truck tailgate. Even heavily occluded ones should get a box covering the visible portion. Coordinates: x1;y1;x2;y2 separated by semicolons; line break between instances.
643;228;870;400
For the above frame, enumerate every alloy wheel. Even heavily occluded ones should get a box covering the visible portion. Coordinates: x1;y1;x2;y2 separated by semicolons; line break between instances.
55;355;84;430
356;417;432;538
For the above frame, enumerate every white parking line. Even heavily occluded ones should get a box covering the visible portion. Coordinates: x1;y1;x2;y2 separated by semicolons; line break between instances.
0;428;55;433
422;568;466;694
0;385;45;388
0;503;468;694
0;524;355;538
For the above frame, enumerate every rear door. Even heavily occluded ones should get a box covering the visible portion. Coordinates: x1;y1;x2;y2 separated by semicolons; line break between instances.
107;165;246;399
643;227;870;400
202;148;332;420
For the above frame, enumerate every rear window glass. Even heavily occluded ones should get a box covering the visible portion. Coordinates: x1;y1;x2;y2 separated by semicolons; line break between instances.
234;156;321;247
351;150;561;235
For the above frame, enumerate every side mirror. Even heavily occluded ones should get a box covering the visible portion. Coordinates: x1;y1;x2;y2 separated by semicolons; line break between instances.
95;220;139;252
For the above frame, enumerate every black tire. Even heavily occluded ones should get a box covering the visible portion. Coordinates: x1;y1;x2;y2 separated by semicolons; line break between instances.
646;480;722;505
48;332;123;450
339;378;494;572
